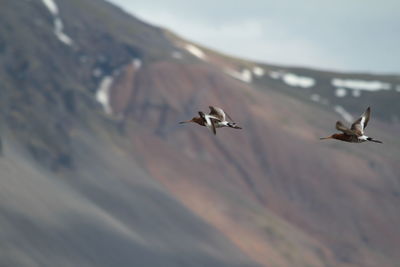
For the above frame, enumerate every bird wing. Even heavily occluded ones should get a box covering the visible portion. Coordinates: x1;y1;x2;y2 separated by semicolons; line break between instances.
351;107;370;135
209;106;225;121
204;114;217;135
224;111;234;122
336;121;356;136
211;119;216;135
209;106;234;122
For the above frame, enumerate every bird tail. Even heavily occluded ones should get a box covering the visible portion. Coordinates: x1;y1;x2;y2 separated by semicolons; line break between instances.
227;122;242;129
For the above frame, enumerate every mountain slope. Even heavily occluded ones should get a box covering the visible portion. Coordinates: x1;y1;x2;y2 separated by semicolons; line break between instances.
1;0;399;267
112;59;400;267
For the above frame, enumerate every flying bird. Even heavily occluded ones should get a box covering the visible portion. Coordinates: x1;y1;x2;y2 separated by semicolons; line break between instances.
179;106;242;135
320;107;382;143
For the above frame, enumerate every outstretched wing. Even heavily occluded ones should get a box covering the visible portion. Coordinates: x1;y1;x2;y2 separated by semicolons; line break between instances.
207;116;217;135
351;107;370;136
209;106;225;121
209;106;234;122
336;121;356;136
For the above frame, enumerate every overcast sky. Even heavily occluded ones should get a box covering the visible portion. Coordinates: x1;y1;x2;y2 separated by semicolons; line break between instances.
108;0;400;74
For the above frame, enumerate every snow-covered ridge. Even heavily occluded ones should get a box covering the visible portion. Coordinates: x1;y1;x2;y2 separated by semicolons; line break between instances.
184;44;206;59
331;78;391;92
269;71;315;88
334;105;353;123
225;68;252;83
41;0;73;46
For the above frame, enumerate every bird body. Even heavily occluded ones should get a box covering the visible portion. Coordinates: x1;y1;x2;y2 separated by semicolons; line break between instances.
199;111;217;134
320;107;382;144
321;133;367;143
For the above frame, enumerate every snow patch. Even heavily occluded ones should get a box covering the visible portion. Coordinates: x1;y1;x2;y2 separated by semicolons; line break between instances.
54;18;72;45
41;0;58;15
253;66;265;77
332;78;391;92
335;88;347;98
225;68;252;83
269;71;282;79
310;94;321;102
334;105;353;123
41;0;73;46
282;73;315;88
96;76;113;115
132;58;142;69
310;94;329;105
269;71;315;88
185;44;206;59
352;90;361;97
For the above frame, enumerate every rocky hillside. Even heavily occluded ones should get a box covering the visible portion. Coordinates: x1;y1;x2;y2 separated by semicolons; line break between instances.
1;0;399;267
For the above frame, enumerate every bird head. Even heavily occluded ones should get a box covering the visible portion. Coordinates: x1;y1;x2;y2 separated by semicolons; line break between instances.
179;117;203;126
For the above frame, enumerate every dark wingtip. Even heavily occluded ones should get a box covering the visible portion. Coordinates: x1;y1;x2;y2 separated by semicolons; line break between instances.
368;138;383;144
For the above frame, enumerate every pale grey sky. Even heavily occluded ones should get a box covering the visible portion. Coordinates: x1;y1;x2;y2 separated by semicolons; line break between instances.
108;0;400;74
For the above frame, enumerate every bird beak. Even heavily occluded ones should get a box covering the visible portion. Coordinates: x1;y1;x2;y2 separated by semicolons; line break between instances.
319;136;332;140
234;126;242;129
179;120;191;124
